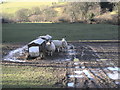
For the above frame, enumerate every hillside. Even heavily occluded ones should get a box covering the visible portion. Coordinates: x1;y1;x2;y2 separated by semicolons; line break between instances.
1;2;119;24
1;2;66;14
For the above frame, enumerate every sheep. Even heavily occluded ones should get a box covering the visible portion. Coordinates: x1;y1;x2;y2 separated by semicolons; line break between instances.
61;38;68;50
52;40;63;52
52;38;68;52
45;40;56;56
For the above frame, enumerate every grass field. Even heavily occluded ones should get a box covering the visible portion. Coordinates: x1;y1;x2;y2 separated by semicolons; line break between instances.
2;23;118;43
2;65;63;88
1;2;65;14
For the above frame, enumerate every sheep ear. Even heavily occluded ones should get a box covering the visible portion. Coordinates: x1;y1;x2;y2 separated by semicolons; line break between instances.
62;38;64;41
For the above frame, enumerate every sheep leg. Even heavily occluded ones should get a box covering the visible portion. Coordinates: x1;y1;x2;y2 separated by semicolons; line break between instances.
57;48;60;52
50;52;52;56
48;52;50;56
61;47;64;52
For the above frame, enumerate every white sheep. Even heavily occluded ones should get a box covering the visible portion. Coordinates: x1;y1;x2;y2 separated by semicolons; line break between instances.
45;40;56;56
52;38;68;52
61;38;68;50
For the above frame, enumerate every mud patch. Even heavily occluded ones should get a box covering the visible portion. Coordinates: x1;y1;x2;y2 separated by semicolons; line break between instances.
2;41;120;88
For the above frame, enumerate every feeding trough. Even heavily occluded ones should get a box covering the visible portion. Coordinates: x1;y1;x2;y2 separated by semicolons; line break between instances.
29;46;40;57
28;38;46;58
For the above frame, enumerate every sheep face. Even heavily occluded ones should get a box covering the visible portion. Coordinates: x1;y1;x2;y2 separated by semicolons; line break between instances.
46;41;51;46
45;41;56;56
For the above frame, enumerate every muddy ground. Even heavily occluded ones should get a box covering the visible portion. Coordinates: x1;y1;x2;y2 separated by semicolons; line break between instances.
2;41;120;88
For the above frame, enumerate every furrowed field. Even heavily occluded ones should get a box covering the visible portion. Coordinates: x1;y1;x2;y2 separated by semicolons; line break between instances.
2;23;119;88
2;23;118;43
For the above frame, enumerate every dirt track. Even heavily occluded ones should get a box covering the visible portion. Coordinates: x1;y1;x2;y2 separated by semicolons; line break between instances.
2;41;120;88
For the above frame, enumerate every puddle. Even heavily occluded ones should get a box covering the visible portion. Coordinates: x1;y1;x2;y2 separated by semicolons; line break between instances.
87;45;100;59
55;58;71;62
67;82;74;87
74;62;79;65
67;44;77;61
100;59;108;61
4;45;27;62
3;44;77;62
68;50;77;55
107;67;120;71
3;59;26;62
75;66;79;68
81;66;85;69
81;50;85;57
115;81;120;85
65;58;71;61
68;75;83;78
74;71;83;74
74;70;93;79
83;70;93;78
92;70;98;73
107;71;120;80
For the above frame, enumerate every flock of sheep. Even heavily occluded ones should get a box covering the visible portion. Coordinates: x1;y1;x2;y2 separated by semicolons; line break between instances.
41;35;68;56
29;35;68;58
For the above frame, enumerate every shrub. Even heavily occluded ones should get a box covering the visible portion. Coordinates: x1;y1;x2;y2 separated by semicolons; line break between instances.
31;7;41;15
42;7;57;21
28;15;45;22
53;14;70;23
63;2;98;22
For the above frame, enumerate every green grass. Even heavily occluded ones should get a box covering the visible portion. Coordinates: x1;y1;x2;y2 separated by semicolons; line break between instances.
2;65;60;88
2;23;118;43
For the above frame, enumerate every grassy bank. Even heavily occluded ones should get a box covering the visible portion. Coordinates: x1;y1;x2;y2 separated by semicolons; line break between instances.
2;23;118;43
2;65;65;88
